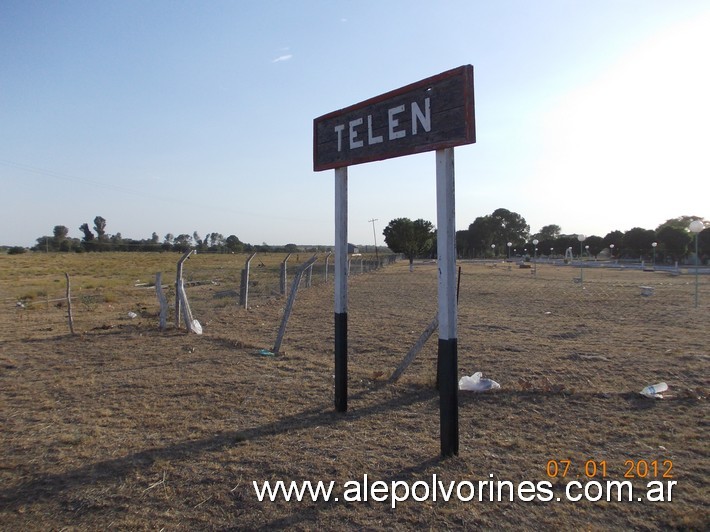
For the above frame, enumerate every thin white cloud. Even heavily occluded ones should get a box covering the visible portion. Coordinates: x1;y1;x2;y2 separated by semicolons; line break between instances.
272;54;293;63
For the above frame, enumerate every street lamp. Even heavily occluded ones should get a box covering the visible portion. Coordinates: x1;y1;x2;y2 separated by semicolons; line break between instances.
689;220;704;307
652;242;657;269
609;243;615;261
532;239;539;275
491;243;496;258
577;234;586;283
507;242;512;261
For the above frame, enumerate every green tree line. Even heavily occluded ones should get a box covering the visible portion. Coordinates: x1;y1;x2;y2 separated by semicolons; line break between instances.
383;209;710;265
22;216;306;254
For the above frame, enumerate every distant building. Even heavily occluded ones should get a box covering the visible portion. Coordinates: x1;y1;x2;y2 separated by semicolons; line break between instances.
347;243;359;254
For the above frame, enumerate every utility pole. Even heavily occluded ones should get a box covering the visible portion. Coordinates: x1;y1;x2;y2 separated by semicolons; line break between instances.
369;218;379;262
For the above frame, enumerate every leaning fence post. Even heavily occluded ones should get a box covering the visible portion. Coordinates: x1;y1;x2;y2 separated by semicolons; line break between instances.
155;272;168;330
239;252;257;308
273;255;318;354
389;315;438;383
175;249;195;328
65;272;75;335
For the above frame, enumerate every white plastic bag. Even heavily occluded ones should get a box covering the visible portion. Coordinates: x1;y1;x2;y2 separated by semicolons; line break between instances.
459;372;500;392
191;319;203;335
640;382;667;399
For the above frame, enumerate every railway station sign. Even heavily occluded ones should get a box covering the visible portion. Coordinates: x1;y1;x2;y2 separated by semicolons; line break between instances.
314;65;475;171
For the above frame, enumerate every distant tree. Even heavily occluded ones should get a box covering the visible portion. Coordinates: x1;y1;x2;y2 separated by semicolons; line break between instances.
174;234;193;253
698;227;710;263
79;223;94;241
655;225;691;262
467;216;496;257
383;218;435;270
93;216;108;248
162;233;174;251
531;225;562;257
488;208;529;245
112;232;127;251
456;229;471;258
622;227;656;258
552;234;578;259
603;230;624;256
584;235;605;257
657;215;701;232
33;235;53;252
208;232;225;250
467;208;529;257
53;225;69;241
284;243;299;253
79;223;96;251
8;246;27;255
151;232;160;244
193;231;210;251
59;238;75;252
534;224;561;242
225;235;243;253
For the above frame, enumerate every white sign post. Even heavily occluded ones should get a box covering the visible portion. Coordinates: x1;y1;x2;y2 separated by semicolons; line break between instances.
334;166;348;412
314;65;475;456
436;147;458;455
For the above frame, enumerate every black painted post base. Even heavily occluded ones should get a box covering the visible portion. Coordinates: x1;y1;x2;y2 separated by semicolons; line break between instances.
335;312;348;412
438;337;459;456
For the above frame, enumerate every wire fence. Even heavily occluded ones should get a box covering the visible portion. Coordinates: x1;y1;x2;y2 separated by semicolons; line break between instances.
1;255;708;393
0;252;399;341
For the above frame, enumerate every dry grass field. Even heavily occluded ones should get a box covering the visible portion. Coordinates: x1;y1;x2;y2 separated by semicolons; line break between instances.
0;252;707;530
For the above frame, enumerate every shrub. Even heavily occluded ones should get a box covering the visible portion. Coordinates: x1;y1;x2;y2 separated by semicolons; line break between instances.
7;246;27;255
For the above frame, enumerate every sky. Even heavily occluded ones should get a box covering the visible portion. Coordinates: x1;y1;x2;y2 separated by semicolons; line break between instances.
1;0;709;248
